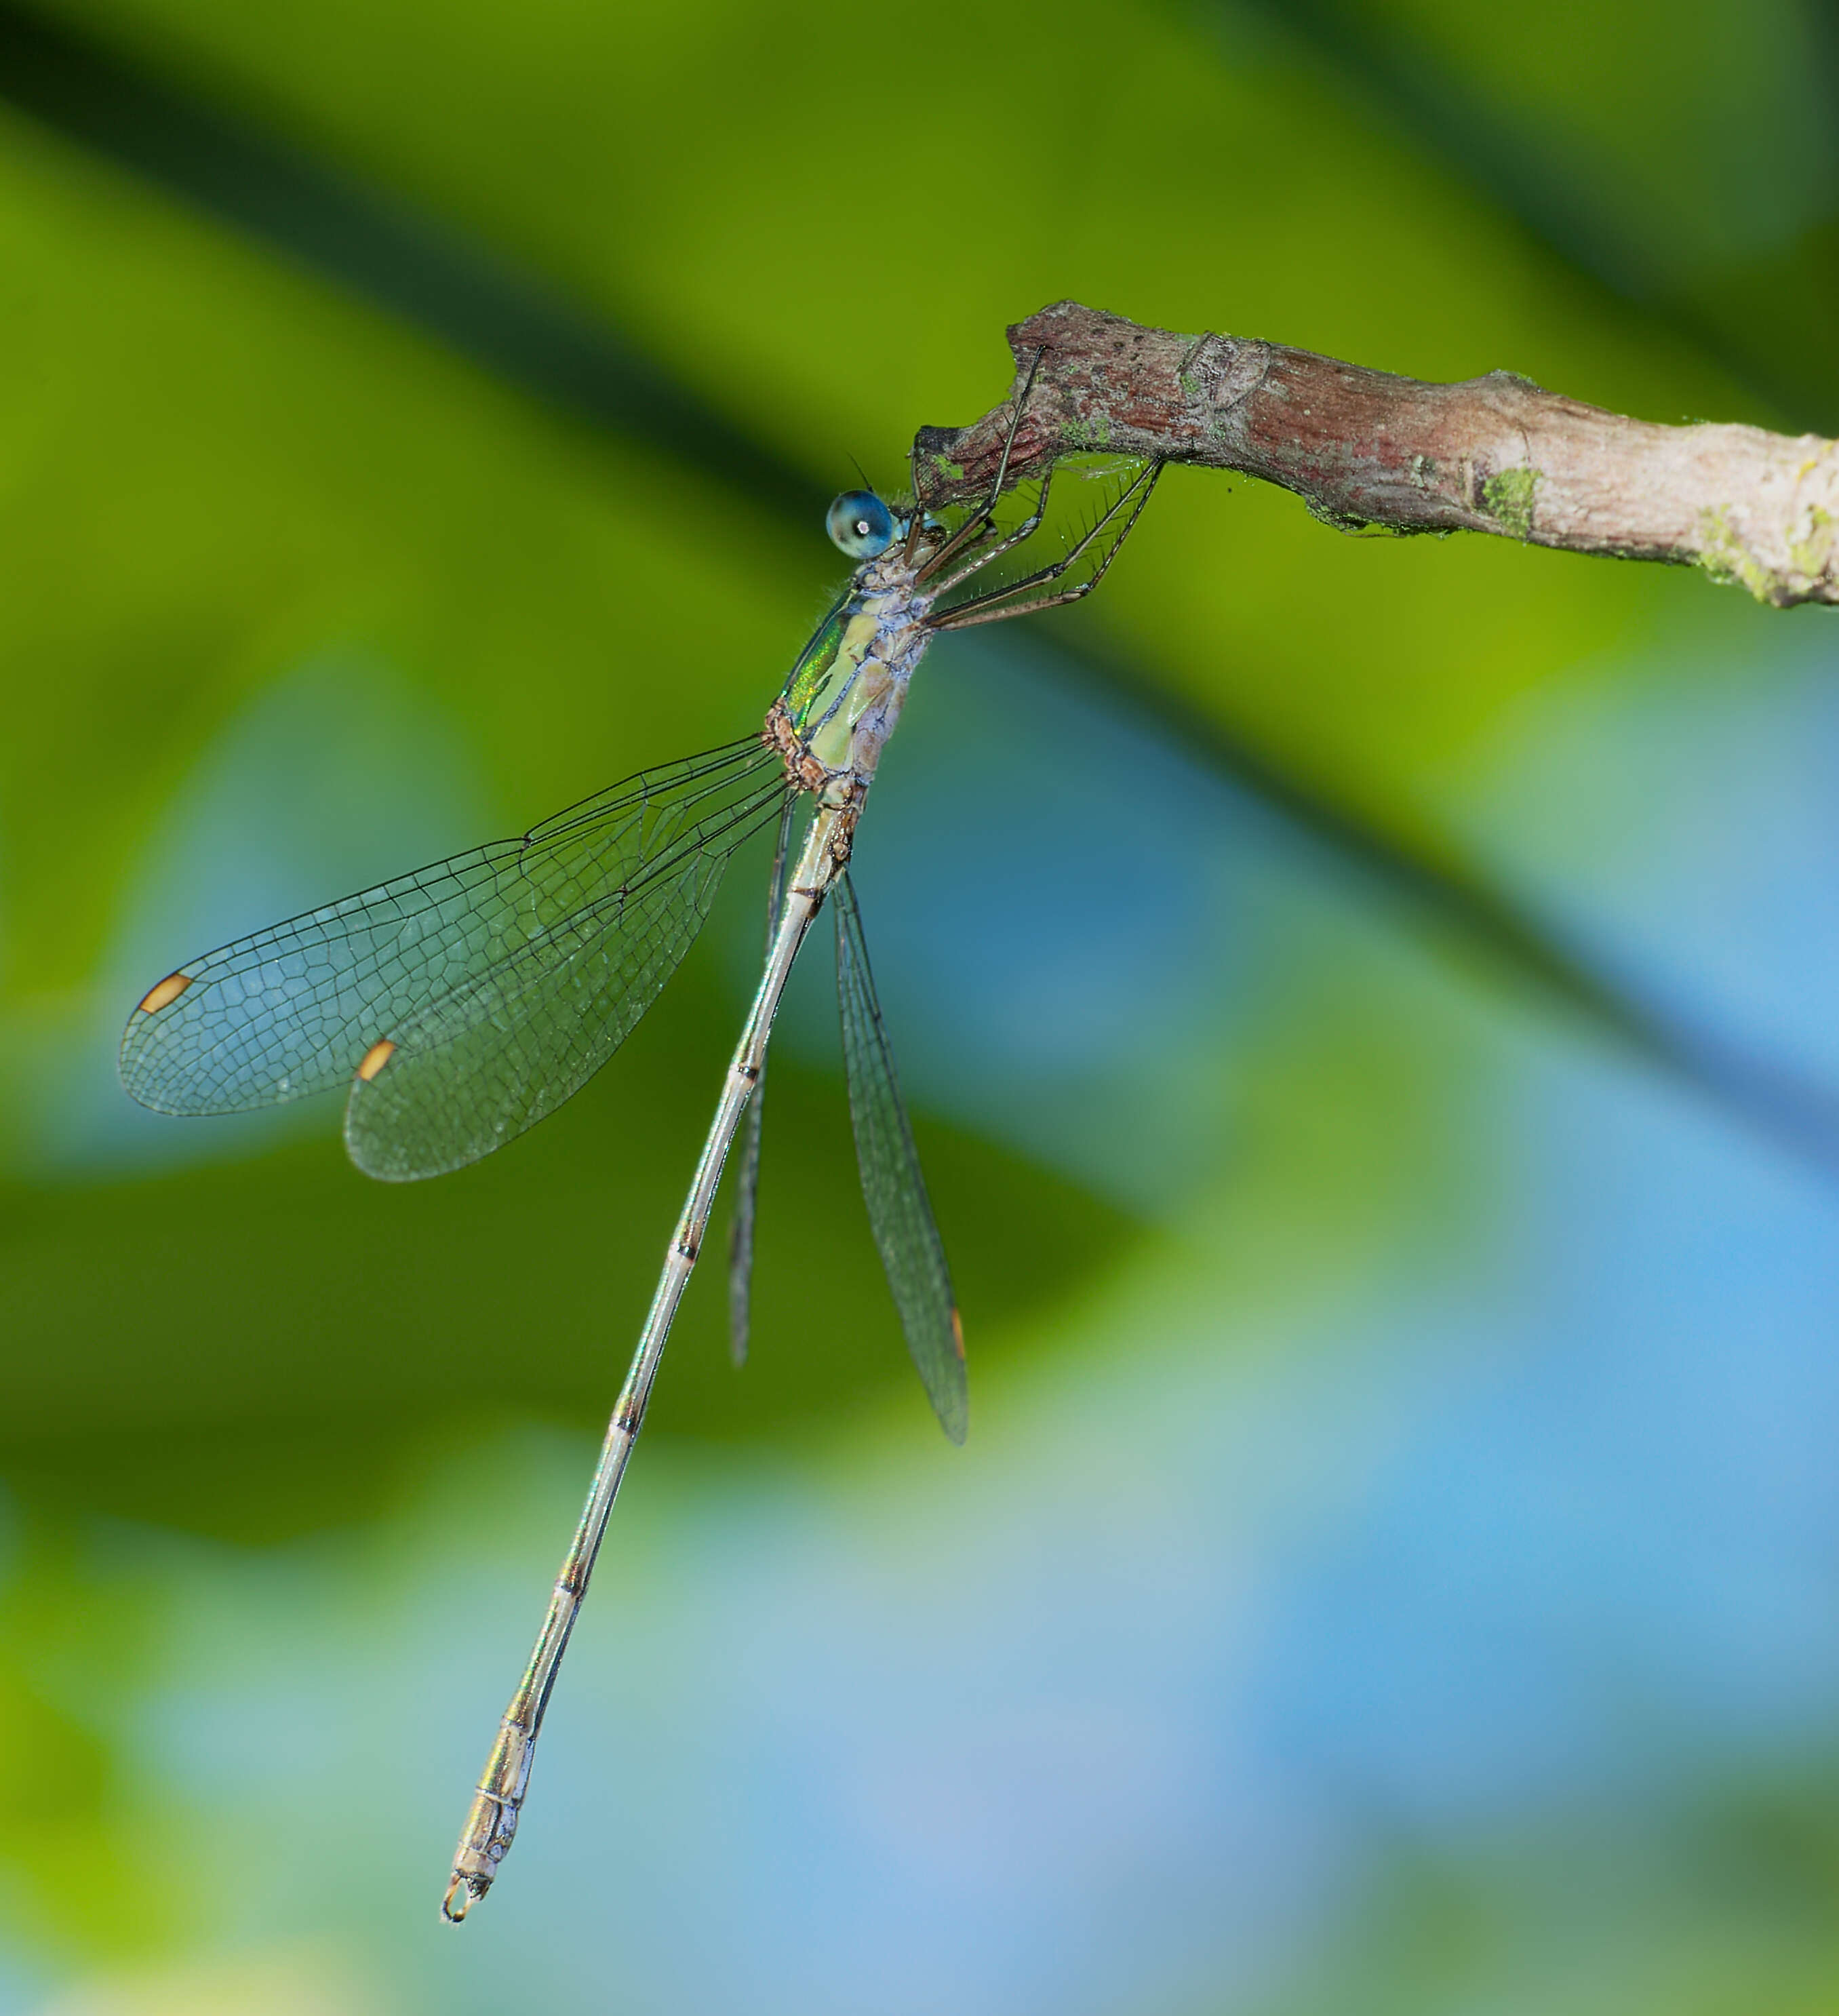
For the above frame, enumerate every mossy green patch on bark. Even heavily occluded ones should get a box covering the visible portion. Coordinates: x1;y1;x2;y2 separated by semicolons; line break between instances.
1697;503;1781;603
916;448;966;502
1480;466;1540;540
1787;504;1834;584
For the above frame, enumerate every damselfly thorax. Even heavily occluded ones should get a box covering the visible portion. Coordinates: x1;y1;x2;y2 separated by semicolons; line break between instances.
762;525;948;846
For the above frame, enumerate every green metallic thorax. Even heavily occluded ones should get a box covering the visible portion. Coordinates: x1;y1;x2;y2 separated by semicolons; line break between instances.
783;604;881;773
781;597;850;728
778;545;939;786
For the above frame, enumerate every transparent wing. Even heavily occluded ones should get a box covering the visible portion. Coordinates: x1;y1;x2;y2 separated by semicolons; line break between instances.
727;795;797;1366
834;871;966;1442
122;738;788;1178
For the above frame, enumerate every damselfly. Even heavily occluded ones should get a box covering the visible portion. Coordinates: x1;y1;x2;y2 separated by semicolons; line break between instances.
119;359;1161;1918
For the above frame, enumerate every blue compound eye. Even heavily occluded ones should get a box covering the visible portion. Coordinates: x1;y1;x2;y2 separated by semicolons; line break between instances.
827;490;895;559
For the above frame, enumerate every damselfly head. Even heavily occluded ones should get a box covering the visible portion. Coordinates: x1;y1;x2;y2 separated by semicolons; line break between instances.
826;490;895;560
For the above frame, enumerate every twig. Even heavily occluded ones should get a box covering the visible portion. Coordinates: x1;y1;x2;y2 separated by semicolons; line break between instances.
915;300;1839;609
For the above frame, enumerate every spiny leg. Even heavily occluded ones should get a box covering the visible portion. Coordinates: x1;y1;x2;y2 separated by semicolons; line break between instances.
922;467;1056;599
913;357;1042;575
933;459;1158;620
909;346;1048;576
927;460;1163;632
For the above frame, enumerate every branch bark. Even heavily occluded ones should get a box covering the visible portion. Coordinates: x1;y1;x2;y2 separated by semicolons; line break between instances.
913;300;1839;609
